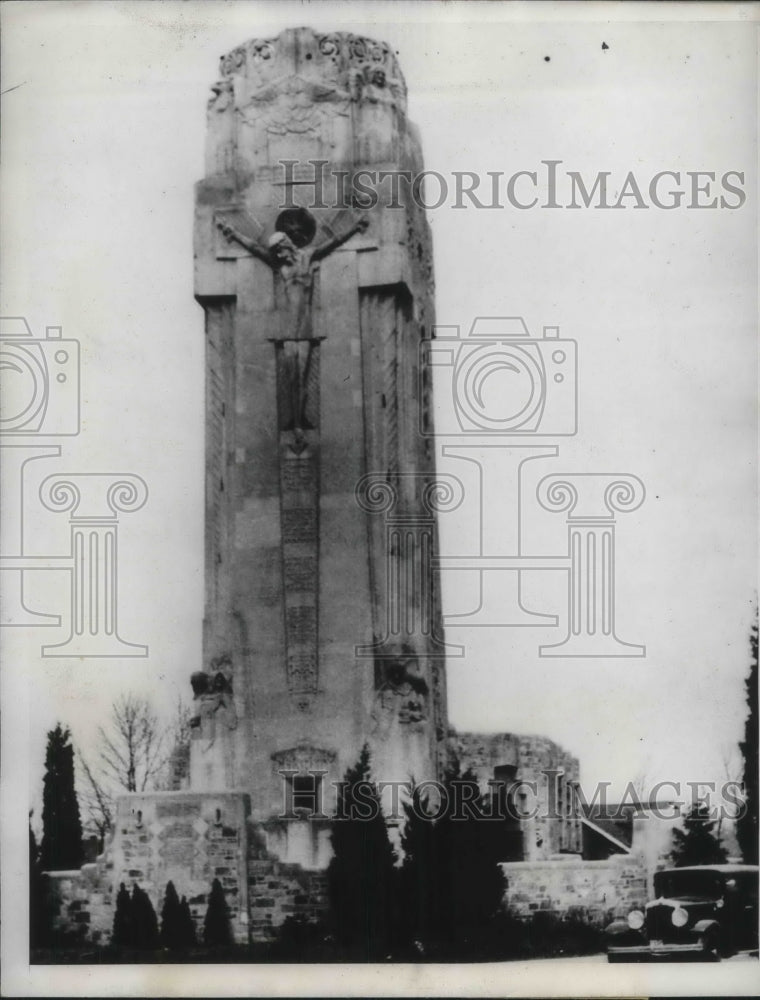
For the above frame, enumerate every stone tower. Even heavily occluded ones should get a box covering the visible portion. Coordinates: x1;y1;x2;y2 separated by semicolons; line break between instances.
39;31;590;949
190;27;450;866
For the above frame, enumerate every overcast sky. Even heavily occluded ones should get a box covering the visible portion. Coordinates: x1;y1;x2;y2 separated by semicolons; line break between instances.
2;2;757;818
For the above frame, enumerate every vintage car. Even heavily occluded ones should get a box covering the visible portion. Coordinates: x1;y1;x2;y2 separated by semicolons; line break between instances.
606;864;758;962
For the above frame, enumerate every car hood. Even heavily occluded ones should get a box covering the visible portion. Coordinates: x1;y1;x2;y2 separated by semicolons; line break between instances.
646;896;720;924
647;896;719;909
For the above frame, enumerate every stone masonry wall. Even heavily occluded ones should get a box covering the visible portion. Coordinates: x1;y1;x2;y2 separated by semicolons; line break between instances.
111;790;250;945
247;859;328;943
45;860;114;946
501;857;647;928
42;791;252;948
42;797;332;949
452;731;583;860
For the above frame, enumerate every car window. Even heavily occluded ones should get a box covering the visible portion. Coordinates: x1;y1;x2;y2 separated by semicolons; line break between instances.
654;870;722;900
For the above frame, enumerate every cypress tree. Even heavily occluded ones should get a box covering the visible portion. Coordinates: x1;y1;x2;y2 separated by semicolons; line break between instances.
40;724;83;871
399;782;438;953
671;802;728;867
203;878;232;947
327;744;397;960
400;762;507;958
178;895;197;948
159;881;182;950
111;882;133;948
738;608;759;864
131;884;159;950
444;767;506;954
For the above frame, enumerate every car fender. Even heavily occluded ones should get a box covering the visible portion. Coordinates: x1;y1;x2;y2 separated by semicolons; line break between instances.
693;918;720;936
604;920;629;937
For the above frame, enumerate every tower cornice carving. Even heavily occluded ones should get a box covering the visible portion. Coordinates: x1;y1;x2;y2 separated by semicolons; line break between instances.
212;28;407;116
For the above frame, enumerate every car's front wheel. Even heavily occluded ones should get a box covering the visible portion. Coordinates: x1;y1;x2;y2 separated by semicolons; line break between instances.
699;928;721;962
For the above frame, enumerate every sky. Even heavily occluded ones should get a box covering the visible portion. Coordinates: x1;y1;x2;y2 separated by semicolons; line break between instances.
1;1;757;824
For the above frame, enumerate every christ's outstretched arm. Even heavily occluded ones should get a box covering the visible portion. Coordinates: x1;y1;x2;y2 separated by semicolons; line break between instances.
311;215;369;262
216;218;272;265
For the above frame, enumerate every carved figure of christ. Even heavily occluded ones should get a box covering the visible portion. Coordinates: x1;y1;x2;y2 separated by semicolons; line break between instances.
216;211;369;340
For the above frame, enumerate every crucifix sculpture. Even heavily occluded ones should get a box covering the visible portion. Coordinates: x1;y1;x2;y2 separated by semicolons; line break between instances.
216;206;369;340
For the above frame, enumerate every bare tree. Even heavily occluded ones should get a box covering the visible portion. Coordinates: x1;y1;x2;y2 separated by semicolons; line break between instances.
77;750;113;841
98;693;168;792
76;692;181;840
171;694;193;757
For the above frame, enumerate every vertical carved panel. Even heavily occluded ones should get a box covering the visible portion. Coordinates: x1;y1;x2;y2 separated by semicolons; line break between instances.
359;289;417;657
383;324;399;478
209;366;224;563
360;291;400;482
205;303;234;618
275;339;321;708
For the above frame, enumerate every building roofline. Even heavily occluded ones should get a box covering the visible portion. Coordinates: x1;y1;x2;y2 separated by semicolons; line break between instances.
580;816;631;854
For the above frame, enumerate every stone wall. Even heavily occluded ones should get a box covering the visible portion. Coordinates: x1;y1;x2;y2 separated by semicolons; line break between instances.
44;811;646;948
452;731;583;860
40;791;252;947
110;790;250;944
45;861;114;946
247;859;328;942
501;857;647;927
41;792;335;948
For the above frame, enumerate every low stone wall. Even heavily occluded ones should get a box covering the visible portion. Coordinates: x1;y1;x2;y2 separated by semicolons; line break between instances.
40;796;332;949
45;854;329;949
40;790;252;948
501;857;647;927
247;859;328;942
45;862;114;946
111;790;251;945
